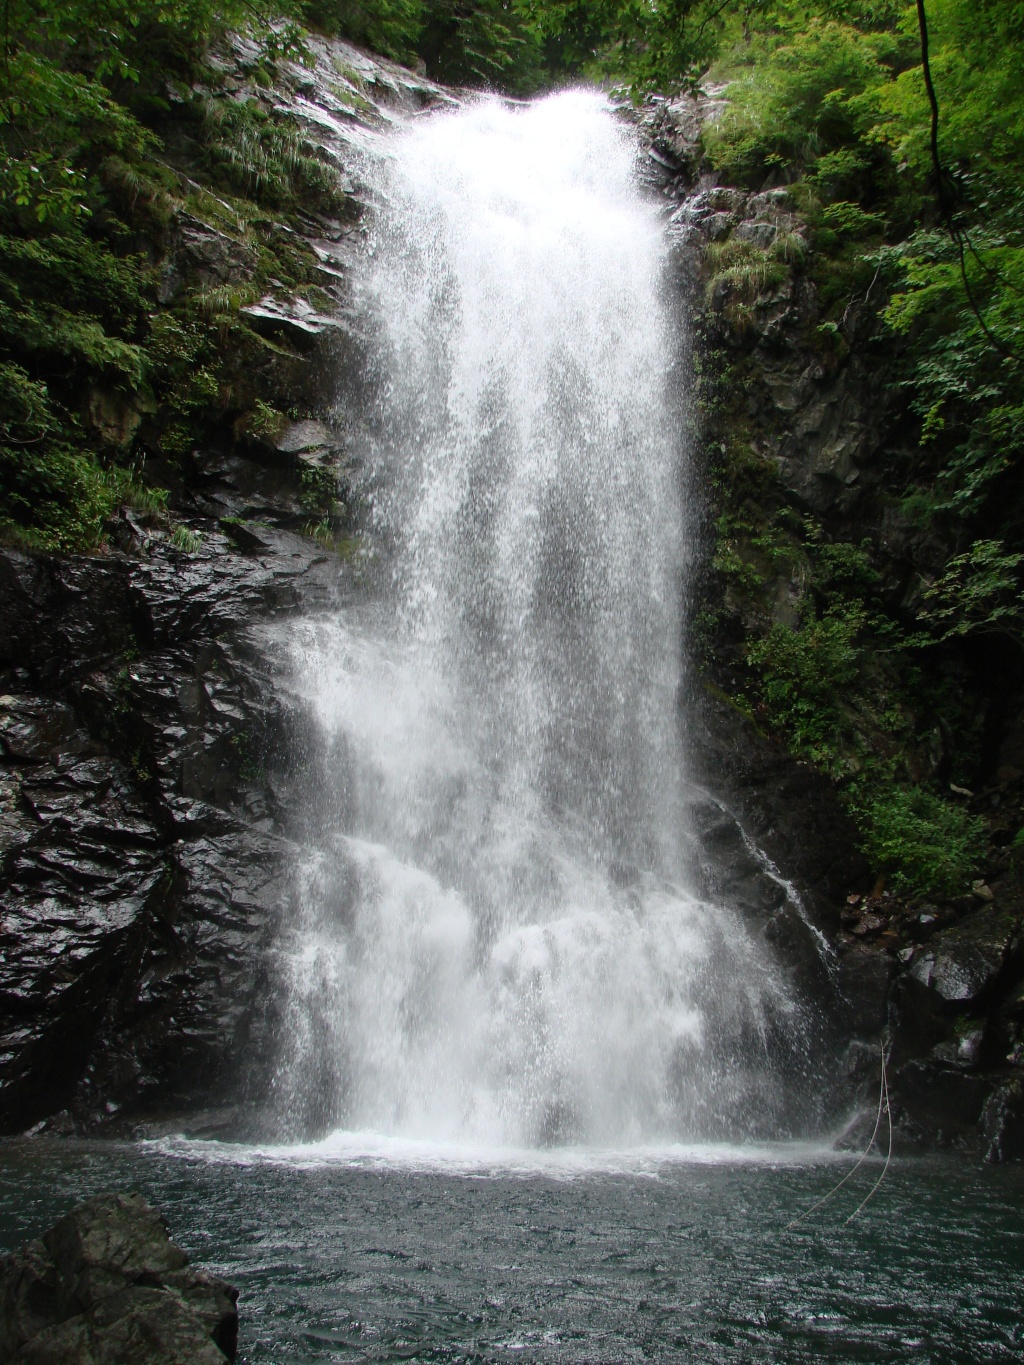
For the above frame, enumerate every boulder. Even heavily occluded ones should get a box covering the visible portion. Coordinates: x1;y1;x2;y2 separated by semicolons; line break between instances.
907;906;1022;1006
0;1192;237;1363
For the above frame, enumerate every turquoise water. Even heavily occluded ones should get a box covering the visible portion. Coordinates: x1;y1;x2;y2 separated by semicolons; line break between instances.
0;1138;1021;1362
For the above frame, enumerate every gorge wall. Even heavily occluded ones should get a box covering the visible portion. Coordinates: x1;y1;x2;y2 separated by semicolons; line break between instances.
1;36;1022;1158
644;92;1024;1159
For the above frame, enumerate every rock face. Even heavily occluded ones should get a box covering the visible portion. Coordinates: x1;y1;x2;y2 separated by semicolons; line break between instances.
638;92;1024;1159
0;517;347;1137
0;32;438;1141
0;1192;237;1363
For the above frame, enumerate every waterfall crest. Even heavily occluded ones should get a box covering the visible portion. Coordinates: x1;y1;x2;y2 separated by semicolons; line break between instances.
279;91;818;1148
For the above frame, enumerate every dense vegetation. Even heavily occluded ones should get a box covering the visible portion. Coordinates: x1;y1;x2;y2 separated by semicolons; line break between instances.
686;1;1024;899
2;0;1022;898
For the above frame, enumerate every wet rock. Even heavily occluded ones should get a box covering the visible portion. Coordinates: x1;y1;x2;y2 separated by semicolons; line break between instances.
0;1192;237;1362
850;912;887;937
274;418;334;455
832;1102;884;1153
0;697;79;764
907;906;1022;1006
85;389;147;451
0;528;342;1135
836;943;893;1037
690;685;870;932
891;1058;991;1145
690;800;786;920
164;213;259;301
981;1080;1024;1163
634;89;727;183
930;1027;985;1068
267;418;346;487
0;552;137;688
733;220;779;249
241;295;346;350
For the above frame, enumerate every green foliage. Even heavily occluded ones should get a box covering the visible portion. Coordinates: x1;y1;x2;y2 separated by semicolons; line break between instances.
300;462;339;516
305;0;422;62
168;524;203;553
198;98;346;213
0;154;92;226
309;0;549;91
243;398;287;440
868;0;1024;520
703;231;806;330
703;19;898;188
0;361;124;549
692;1;1024;904
520;0;738;92
917;540;1024;645
747;604;865;764
852;783;986;897
705;236;789;300
810;536;881;592
741;590;987;894
417;0;542;90
818;199;884;237
880;224;1024;515
0;0;316;550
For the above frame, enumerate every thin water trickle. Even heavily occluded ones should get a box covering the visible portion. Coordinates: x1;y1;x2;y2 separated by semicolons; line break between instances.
276;90;822;1148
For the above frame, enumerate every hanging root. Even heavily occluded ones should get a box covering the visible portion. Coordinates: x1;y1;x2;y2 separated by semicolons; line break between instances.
844;1044;893;1224
785;1036;891;1232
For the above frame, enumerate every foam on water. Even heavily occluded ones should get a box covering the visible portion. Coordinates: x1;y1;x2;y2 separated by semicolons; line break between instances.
151;1131;845;1179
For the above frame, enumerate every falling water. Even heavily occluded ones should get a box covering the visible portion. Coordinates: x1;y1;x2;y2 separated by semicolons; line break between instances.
277;91;822;1149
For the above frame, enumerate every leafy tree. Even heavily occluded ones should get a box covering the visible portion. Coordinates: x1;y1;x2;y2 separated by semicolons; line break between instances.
417;0;542;90
701;17;900;187
302;0;422;61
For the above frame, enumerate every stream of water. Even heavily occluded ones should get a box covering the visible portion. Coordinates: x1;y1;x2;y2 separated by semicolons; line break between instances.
275;88;827;1151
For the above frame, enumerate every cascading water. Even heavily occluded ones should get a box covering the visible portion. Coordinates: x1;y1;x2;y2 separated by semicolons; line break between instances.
276;90;825;1149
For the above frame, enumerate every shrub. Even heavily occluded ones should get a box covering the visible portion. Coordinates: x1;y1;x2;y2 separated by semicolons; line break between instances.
854;783;987;898
703;20;897;186
747;605;864;761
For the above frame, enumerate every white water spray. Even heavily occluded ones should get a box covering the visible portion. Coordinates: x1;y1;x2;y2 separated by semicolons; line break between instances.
278;91;815;1148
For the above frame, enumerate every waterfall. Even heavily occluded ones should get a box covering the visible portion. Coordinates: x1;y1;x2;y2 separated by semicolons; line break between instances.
276;90;822;1149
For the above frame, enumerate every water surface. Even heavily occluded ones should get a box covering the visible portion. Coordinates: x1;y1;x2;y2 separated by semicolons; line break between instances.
1;1139;1020;1363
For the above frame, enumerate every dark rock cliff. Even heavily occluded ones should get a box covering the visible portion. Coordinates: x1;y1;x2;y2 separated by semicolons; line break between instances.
0;525;341;1137
0;36;448;1139
643;90;1024;1160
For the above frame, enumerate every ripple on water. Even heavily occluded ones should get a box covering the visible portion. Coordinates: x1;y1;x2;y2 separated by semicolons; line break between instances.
0;1139;1022;1363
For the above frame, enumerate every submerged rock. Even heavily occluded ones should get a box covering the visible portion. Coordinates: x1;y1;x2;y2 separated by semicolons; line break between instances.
0;1192;237;1362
